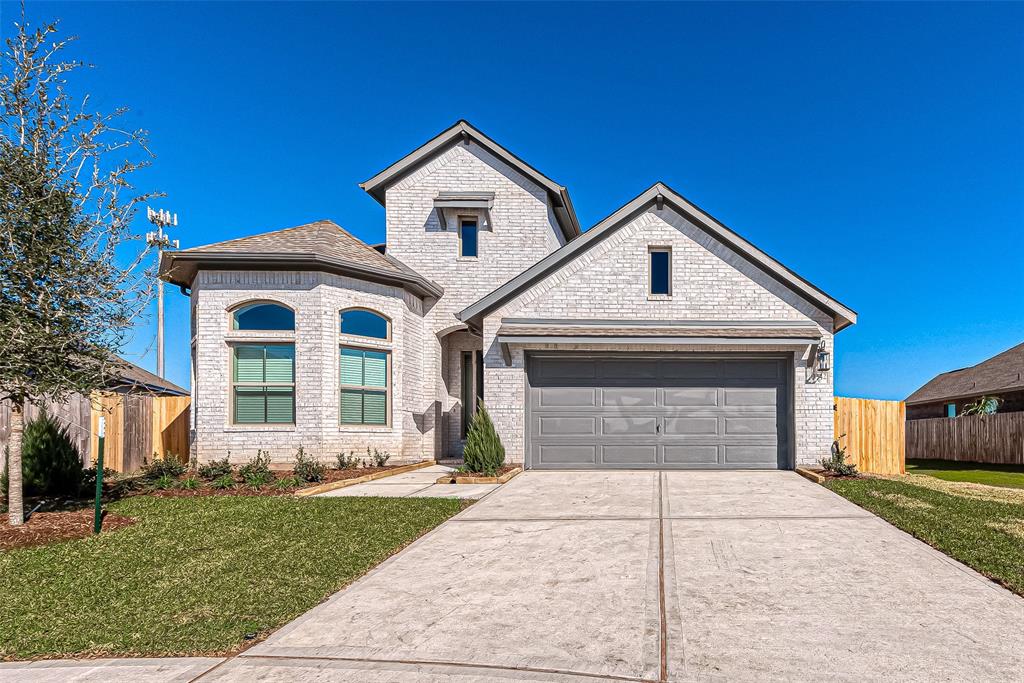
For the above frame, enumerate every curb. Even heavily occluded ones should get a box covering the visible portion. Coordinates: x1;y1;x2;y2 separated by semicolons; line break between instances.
435;466;523;485
294;460;435;497
795;467;826;484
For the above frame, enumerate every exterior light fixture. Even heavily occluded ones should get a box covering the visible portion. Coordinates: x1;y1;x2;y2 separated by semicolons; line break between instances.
817;347;831;373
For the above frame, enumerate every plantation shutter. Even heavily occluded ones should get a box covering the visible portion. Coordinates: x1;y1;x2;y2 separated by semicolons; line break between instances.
264;345;295;383
340;347;389;425
234;345;266;382
363;391;387;425
340;348;364;385
234;386;266;423
363;351;387;387
265;386;295;423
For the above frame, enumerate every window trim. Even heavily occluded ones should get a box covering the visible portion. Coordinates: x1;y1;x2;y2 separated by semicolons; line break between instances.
459;216;479;258
339;307;392;342
228;300;296;331
648;246;672;297
339;344;392;427
230;342;296;425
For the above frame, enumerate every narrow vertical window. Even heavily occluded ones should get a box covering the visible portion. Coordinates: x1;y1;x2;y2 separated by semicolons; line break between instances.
945;403;957;418
460;219;478;258
461;351;473;438
232;344;295;424
475;350;484;403
649;248;671;295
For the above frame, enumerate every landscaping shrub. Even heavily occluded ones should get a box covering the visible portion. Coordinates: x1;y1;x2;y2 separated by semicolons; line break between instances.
293;446;326;483
336;451;359;469
141;457;186;481
370;447;390;467
820;439;857;477
463;401;505;476
210;474;236;490
178;476;200;490
1;409;84;497
274;476;303;490
197;458;233;481
151;474;177;490
239;450;273;488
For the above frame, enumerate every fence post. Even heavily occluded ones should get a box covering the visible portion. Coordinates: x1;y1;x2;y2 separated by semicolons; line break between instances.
93;416;105;535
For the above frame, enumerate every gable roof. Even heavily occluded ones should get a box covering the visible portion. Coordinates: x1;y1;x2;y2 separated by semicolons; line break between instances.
359;120;581;242
108;357;189;396
159;220;442;299
906;342;1024;405
458;182;858;333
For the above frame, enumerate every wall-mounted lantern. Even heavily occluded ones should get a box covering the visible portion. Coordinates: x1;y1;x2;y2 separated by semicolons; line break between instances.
817;347;831;373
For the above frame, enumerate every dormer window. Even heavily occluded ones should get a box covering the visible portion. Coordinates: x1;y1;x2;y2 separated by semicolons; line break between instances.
649;247;672;296
460;218;479;258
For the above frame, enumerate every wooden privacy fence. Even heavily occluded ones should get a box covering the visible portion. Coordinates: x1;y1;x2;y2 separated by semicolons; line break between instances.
834;397;905;475
89;393;191;472
906;412;1024;465
0;393;190;474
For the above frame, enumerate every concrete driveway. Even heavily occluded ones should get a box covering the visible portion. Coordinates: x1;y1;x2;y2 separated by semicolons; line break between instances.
195;469;1024;682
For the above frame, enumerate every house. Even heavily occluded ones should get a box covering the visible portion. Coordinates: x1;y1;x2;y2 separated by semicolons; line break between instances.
160;120;856;470
905;342;1024;419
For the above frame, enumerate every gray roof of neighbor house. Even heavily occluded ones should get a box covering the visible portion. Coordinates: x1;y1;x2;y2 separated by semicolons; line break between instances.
359;120;581;243
159;220;443;299
108;357;189;396
906;342;1024;405
459;182;858;333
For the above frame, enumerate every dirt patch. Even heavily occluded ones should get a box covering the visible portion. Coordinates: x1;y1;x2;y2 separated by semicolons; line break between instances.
868;490;934;510
987;520;1024;541
899;474;1024;505
1;510;136;551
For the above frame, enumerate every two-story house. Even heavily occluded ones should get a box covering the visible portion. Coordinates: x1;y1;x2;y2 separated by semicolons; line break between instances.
160;121;856;470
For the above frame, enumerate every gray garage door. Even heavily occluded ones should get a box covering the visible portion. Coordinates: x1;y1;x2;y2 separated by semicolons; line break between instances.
526;354;790;470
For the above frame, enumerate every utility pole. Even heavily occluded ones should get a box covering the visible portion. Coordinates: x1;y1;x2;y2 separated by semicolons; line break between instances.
146;207;179;378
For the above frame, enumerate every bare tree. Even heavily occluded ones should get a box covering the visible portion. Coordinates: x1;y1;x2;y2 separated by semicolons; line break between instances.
0;9;157;524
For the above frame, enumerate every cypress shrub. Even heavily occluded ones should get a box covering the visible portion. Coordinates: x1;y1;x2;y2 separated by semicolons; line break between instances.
10;409;85;496
463;400;506;476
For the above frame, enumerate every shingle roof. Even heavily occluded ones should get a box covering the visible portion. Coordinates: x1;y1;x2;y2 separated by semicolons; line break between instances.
108;357;189;396
160;220;442;298
905;342;1024;405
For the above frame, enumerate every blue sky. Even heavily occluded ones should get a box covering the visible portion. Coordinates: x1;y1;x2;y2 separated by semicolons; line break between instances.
4;1;1022;399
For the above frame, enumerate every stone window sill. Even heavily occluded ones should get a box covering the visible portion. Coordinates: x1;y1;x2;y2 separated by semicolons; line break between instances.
647;294;673;301
338;425;394;433
223;424;296;432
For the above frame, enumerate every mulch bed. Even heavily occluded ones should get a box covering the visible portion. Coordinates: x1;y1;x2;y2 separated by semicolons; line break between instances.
1;509;136;551
146;466;400;498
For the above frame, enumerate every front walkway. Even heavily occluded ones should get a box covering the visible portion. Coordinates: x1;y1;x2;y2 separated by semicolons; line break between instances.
5;471;1023;682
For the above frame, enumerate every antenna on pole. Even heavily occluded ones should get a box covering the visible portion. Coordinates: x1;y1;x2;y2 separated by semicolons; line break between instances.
147;206;181;378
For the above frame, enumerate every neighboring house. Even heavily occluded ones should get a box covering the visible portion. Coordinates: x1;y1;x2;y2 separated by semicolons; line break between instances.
160;120;856;470
906;342;1024;419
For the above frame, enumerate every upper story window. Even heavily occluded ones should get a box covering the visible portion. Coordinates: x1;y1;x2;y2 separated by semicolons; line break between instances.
649;247;672;296
459;218;478;258
232;303;295;331
340;308;389;340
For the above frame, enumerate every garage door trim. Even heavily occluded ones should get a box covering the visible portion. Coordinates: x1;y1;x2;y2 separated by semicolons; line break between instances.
524;351;795;470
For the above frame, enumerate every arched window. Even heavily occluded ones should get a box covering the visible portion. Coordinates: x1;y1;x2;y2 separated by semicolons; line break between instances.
232;303;295;331
339;308;389;340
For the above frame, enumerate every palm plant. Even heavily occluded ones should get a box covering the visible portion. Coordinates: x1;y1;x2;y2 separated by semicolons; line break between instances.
959;396;1002;416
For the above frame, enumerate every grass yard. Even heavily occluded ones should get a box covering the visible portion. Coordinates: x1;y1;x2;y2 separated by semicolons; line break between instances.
0;495;465;660
827;476;1024;596
906;458;1024;489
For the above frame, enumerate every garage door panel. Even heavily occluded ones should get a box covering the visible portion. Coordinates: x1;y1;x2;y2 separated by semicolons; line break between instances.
725;417;777;435
724;387;777;407
602;387;657;407
537;416;597;436
527;355;788;470
664;445;720;465
602;445;658;465
664;417;719;435
602;416;658;435
538;387;597;408
663;388;719;407
536;444;596;465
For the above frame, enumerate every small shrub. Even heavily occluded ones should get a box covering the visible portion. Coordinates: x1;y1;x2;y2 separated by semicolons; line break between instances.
80;466;118;494
293;446;326;483
197;458;233;480
178;476;200;490
463;401;506;476
336;451;359;469
239;450;272;482
820;439;858;477
151;474;177;490
2;409;85;497
141;457;186;481
210;474;235;490
274;475;303;490
369;447;391;468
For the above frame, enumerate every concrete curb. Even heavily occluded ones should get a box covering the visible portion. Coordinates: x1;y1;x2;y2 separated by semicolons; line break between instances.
435;467;523;485
294;461;435;497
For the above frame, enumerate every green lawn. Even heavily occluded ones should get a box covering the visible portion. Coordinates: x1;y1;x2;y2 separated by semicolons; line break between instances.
0;495;465;660
907;458;1024;489
827;477;1024;595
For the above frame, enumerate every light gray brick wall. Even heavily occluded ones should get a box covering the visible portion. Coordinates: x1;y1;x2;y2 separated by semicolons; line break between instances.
191;270;428;465
482;207;836;467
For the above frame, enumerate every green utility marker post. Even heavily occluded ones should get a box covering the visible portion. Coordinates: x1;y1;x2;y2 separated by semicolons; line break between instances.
93;416;106;534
